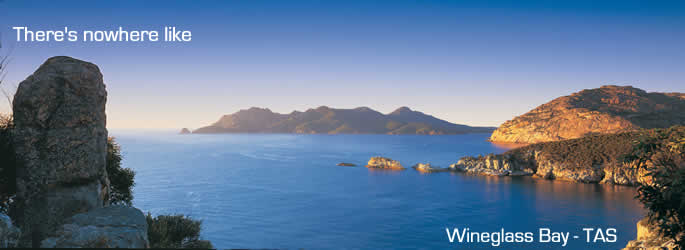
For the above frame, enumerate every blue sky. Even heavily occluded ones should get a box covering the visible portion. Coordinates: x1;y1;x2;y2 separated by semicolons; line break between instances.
0;0;683;128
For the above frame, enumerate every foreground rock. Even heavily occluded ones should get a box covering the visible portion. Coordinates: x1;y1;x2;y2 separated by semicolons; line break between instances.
12;56;110;246
623;218;678;250
365;157;405;170
412;163;449;173
41;206;149;248
490;85;685;144
0;214;20;248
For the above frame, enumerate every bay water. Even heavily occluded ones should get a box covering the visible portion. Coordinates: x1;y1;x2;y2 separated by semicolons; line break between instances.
111;130;644;249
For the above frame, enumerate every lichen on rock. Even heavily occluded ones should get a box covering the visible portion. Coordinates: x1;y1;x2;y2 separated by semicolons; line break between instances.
12;56;110;247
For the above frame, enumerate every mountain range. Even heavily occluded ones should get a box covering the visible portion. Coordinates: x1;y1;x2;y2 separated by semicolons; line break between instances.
192;106;495;135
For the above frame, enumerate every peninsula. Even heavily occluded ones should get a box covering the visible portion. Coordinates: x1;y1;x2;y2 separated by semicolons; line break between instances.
193;106;495;135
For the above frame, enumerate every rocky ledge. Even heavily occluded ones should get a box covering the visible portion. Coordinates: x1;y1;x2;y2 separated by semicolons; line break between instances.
365;157;405;170
41;205;149;248
623;218;679;250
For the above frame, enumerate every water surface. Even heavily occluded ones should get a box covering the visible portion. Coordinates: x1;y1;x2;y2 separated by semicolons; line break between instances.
111;130;644;249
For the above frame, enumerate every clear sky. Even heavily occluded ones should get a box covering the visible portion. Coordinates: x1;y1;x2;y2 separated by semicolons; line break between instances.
0;0;683;129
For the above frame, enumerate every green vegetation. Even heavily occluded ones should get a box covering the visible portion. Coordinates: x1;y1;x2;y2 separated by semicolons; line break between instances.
628;126;685;246
106;137;135;206
505;130;641;169
0;115;15;214
146;213;213;249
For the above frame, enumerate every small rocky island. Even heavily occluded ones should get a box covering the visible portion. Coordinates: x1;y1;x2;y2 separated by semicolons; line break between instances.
336;162;357;167
365;157;405;170
413;163;449;173
179;128;192;134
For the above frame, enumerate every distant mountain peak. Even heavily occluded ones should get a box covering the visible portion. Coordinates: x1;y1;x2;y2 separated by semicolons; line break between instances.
194;106;495;135
390;106;413;114
244;107;273;112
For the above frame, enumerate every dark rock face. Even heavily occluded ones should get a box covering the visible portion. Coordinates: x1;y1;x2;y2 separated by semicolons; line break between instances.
40;205;149;248
490;85;685;144
194;106;496;135
12;56;109;247
0;214;20;248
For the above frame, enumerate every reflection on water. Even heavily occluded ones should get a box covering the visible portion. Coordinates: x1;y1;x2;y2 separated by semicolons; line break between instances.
112;130;645;249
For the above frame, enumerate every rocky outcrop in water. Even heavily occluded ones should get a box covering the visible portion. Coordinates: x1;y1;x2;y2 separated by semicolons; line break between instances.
412;163;449;173
450;154;534;176
365;157;405;170
623;218;679;250
490;85;685;144
40;205;149;248
336;162;356;167
179;128;191;134
12;56;110;246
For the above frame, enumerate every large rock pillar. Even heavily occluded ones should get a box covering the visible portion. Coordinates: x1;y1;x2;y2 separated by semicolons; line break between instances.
12;56;109;247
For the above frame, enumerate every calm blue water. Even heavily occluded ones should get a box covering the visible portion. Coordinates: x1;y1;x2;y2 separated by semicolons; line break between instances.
111;130;644;249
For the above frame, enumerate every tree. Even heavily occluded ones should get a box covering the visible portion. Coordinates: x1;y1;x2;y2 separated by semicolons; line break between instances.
628;126;685;246
106;137;136;206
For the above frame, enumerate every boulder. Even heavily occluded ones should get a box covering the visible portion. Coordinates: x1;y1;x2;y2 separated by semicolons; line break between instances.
12;56;109;246
0;213;20;248
41;205;149;248
365;157;404;170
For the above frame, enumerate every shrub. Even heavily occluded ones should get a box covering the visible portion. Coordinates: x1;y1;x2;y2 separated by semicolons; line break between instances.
628;126;685;246
146;213;214;249
505;130;641;169
0;115;15;213
106;137;135;206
